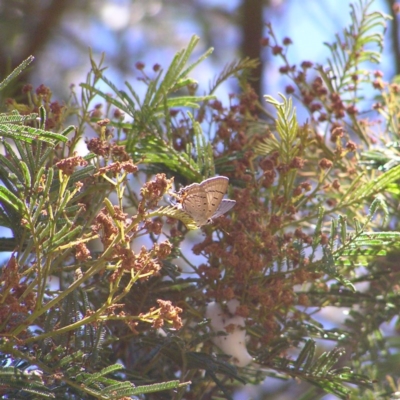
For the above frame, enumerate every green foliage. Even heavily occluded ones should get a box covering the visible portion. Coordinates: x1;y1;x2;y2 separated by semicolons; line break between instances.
321;0;390;93
278;340;372;398
80;35;217;181
2;2;400;399
0;56;34;92
0;113;71;144
0;57;72;145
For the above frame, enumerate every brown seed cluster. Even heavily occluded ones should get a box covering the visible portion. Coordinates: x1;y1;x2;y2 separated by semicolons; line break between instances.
75;243;92;261
187;59;351;344
56;155;88;175
87;137;131;162
8;84;67;130
87;137;111;156
116;246;162;279
140;173;174;210
91;199;172;281
85;135;180;332
95;161;138;176
91;208;120;248
261;23;381;157
0;256;35;335
151;299;183;330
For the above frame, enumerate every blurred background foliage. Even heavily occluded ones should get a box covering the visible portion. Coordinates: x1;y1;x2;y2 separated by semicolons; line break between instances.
2;0;399;102
2;0;400;399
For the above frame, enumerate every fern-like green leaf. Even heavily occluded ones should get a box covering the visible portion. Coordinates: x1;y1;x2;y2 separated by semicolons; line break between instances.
0;55;35;91
339;164;400;206
150;206;198;230
0;123;68;144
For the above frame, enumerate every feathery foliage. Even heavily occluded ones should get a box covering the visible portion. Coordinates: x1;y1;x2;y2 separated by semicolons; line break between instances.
1;1;400;399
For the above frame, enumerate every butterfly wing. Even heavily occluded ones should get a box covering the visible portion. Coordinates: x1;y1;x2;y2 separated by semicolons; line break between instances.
181;183;210;226
180;176;234;227
211;199;236;220
200;176;229;216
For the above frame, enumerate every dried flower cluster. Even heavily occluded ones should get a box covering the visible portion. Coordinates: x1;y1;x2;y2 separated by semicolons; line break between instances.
0;256;35;334
183;48;364;344
7;84;66;131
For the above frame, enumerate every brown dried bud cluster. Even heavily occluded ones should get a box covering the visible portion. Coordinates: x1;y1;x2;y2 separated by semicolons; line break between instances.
153;299;183;330
319;158;333;169
95;161;138;177
109;240;170;284
144;219;163;235
140;173;173;209
56;155;88;175
0;256;36;334
36;84;52;100
75;242;91;261
346;141;357;152
289;156;305;169
92;209;119;248
87;138;131;162
87;138;111;156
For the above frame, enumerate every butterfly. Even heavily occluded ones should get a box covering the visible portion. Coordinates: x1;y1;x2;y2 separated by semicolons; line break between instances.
177;176;236;227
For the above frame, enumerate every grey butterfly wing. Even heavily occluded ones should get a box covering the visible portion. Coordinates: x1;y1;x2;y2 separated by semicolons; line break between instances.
211;199;236;220
181;183;210;226
200;177;229;216
180;176;234;227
